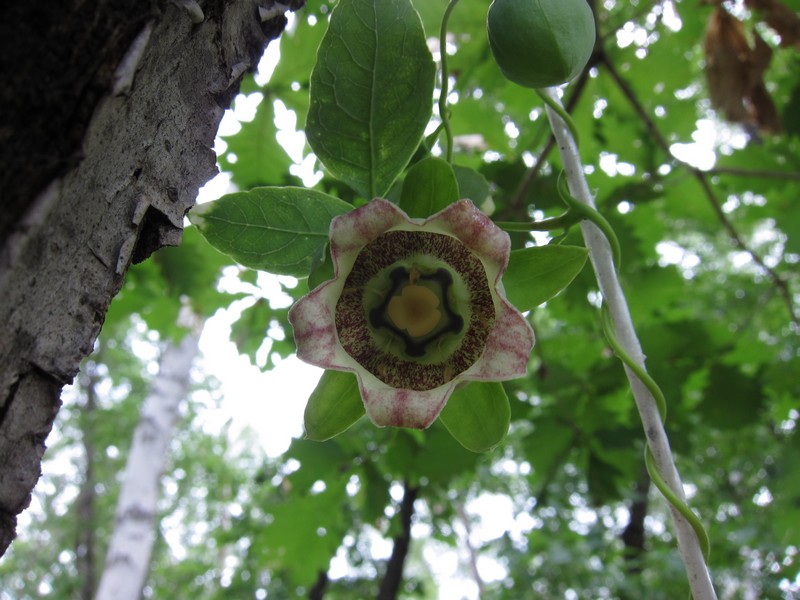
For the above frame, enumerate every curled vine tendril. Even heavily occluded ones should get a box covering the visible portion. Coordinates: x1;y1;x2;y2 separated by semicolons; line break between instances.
561;179;713;567
535;89;580;147
494;171;711;570
600;306;712;564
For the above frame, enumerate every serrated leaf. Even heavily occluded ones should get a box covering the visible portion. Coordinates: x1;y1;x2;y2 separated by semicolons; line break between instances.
399;157;459;218
190;187;352;276
219;97;294;188
306;0;435;198
503;245;589;311
304;370;365;441
439;382;510;453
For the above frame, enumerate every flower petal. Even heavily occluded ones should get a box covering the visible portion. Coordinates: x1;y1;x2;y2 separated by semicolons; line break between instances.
462;298;534;381
358;374;457;428
289;281;354;370
425;200;510;284
329;198;408;276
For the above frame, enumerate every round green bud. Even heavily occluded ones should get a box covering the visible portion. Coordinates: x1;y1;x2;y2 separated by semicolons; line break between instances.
487;0;596;89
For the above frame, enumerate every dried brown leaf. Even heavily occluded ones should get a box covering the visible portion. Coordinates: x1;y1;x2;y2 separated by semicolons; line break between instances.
704;7;754;122
704;7;782;132
745;0;800;48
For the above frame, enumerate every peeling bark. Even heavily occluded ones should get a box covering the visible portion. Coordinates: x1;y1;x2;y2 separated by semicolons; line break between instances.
0;0;304;557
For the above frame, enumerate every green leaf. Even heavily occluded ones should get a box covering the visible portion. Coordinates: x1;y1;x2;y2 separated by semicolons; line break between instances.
307;243;335;291
439;382;510;453
399;157;459;218
304;370;365;441
219;96;294;189
454;164;492;206
503;245;589;311
258;475;348;584
305;0;435;198
190;187;352;276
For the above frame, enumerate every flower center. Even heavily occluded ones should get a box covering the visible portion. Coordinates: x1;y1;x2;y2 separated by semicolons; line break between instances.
387;283;441;338
335;230;495;391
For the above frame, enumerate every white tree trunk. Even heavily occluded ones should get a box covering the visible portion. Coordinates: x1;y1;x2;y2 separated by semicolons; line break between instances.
94;332;199;600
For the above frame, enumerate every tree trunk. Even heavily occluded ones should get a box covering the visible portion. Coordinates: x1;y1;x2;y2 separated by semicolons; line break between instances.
94;331;199;600
0;0;303;557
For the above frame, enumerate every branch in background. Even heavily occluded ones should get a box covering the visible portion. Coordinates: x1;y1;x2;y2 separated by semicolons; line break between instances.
707;166;800;181
377;482;418;600
76;364;100;600
455;503;485;597
308;570;329;600
621;465;651;576
599;53;798;325
543;87;718;600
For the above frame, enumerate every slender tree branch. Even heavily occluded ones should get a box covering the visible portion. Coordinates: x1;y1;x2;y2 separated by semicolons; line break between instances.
621;464;651;576
543;87;718;600
76;364;100;600
308;570;328;600
377;482;418;600
706;166;800;181
599;54;798;325
455;503;485;597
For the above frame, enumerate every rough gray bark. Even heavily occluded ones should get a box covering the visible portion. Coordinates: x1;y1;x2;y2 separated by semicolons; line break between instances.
94;332;199;600
0;0;304;557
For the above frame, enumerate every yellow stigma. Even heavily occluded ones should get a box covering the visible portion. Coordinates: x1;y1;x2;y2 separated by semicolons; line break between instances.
387;284;442;338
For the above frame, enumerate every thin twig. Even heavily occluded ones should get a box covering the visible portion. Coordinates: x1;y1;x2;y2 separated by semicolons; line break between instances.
543;87;718;600
599;54;798;325
455;503;485;598
706;166;800;181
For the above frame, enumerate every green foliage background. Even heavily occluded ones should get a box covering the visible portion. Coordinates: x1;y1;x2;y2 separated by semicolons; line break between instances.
1;0;798;598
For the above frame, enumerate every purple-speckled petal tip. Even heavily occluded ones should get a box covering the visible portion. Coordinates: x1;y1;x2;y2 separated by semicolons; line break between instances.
288;282;341;369
427;200;511;280
359;379;457;429
464;298;535;381
329;199;407;263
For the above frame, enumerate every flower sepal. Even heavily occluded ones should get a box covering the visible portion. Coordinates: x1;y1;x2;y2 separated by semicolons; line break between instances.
439;382;511;452
304;370;365;442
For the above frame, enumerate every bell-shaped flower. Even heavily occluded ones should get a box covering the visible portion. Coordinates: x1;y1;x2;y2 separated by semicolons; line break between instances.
288;198;534;429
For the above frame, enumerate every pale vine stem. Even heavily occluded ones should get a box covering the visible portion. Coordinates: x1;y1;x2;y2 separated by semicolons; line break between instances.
542;87;718;600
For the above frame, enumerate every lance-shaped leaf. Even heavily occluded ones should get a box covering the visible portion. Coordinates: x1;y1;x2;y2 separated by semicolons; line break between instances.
504;245;589;311
306;0;435;198
190;187;352;277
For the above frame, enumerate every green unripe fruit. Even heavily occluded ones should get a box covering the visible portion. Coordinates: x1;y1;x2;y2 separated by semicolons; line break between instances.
487;0;596;89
